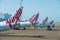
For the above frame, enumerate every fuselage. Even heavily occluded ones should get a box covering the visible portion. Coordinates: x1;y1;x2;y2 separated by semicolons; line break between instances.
0;21;10;30
19;21;32;27
12;21;33;29
34;23;49;28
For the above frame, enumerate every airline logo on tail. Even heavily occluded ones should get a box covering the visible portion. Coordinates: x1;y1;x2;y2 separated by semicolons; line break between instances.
29;15;35;21
42;17;48;24
6;7;23;28
29;13;39;24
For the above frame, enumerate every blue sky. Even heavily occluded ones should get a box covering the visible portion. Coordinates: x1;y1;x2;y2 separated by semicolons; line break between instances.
0;0;60;22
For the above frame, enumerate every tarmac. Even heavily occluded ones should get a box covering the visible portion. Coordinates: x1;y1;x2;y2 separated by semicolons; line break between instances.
0;27;60;40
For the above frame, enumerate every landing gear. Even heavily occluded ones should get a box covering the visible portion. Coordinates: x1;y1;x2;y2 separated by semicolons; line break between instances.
52;24;55;28
23;27;26;30
14;28;20;30
34;27;38;28
12;23;20;30
47;28;52;30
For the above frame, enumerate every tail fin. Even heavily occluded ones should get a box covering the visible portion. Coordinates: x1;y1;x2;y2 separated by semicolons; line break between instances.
29;13;39;24
49;20;55;27
42;17;48;24
29;15;35;21
6;6;23;28
49;20;54;25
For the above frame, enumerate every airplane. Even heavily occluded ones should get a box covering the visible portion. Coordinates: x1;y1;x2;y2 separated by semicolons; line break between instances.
45;20;55;30
0;6;23;31
49;20;55;28
34;17;48;28
12;13;39;30
34;17;55;30
0;13;11;22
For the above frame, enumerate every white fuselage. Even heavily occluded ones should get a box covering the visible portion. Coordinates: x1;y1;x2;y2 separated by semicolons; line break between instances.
13;21;33;29
19;21;32;27
0;21;10;30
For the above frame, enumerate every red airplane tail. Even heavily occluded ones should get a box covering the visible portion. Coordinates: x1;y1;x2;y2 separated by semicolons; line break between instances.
29;13;39;24
42;17;48;24
6;7;23;28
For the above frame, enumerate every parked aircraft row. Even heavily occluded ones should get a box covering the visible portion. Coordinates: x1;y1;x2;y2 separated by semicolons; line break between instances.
13;16;55;30
34;17;55;30
12;13;39;30
0;6;55;31
11;9;55;30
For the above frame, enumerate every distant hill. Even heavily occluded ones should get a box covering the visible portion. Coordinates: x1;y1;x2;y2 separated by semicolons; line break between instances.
0;13;11;21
